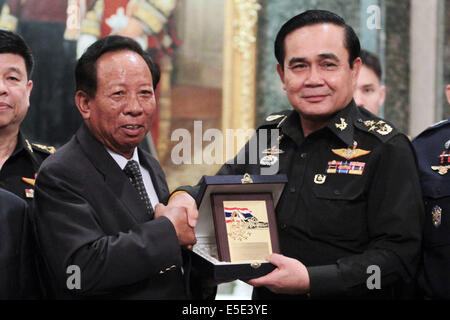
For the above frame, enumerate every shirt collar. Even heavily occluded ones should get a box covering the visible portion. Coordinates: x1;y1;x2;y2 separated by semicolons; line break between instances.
106;147;140;170
325;100;357;147
280;100;358;148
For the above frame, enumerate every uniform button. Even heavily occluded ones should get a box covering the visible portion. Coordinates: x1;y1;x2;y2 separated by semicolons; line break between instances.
290;187;296;193
280;224;287;230
334;190;341;195
300;153;307;159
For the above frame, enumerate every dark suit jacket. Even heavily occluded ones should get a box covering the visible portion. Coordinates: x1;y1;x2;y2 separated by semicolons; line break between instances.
0;188;40;299
32;124;188;299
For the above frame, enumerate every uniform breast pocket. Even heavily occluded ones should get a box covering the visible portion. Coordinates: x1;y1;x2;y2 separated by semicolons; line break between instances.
308;177;367;240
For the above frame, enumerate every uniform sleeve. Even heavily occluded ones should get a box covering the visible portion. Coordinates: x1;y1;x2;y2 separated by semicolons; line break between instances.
308;134;424;297
32;164;182;297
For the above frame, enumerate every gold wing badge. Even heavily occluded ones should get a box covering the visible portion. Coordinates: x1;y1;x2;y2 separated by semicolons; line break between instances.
332;141;371;160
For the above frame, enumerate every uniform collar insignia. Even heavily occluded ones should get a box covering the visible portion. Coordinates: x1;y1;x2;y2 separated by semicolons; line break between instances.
335;118;348;131
327;102;356;147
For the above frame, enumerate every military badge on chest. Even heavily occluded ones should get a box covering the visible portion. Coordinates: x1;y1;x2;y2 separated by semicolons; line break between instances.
327;141;370;175
22;174;36;199
432;205;442;228
431;140;450;175
260;135;284;167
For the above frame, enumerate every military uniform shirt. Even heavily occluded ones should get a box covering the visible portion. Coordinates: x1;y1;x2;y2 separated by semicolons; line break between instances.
413;118;450;299
0;132;54;203
180;101;424;299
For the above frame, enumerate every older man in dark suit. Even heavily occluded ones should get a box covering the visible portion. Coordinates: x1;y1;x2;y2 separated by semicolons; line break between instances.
32;36;200;299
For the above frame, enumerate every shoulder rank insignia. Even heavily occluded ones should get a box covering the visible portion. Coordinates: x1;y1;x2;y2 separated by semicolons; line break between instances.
32;143;56;154
25;139;33;153
335;118;348;131
363;120;393;136
432;205;442;228
266;114;284;122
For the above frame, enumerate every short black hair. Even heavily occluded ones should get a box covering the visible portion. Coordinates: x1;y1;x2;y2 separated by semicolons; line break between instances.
0;29;34;78
75;35;160;98
274;10;361;69
359;49;382;81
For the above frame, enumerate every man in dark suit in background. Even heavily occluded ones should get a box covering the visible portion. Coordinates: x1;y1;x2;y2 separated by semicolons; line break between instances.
32;35;199;299
0;188;39;299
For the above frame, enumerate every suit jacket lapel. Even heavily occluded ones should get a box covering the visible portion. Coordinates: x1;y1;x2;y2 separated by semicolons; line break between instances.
76;124;150;223
138;149;170;205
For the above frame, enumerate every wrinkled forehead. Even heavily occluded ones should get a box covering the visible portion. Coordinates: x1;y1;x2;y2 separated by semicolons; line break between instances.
95;50;152;83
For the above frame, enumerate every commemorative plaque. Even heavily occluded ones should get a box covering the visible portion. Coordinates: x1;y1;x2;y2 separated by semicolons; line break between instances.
190;173;287;281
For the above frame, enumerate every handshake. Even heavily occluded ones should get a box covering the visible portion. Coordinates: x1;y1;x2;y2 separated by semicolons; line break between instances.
154;192;198;249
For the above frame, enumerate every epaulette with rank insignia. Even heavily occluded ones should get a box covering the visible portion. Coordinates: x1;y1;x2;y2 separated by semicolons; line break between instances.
259;110;292;129
353;108;398;142
31;142;56;155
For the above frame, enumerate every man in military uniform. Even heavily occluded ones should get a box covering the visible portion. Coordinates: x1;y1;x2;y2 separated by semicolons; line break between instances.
413;84;450;299
174;10;423;299
0;29;51;299
0;29;55;204
353;49;385;116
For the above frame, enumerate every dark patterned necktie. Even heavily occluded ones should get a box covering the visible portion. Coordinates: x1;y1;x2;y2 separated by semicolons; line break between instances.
123;160;154;218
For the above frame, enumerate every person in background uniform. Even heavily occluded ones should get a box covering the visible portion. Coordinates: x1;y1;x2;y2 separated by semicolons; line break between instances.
353;49;386;116
174;10;424;299
413;84;450;299
32;36;208;299
0;29;53;300
0;0;95;146
0;29;54;204
0;188;39;299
